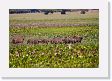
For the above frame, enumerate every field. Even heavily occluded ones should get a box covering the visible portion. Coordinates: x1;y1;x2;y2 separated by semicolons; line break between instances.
9;10;99;68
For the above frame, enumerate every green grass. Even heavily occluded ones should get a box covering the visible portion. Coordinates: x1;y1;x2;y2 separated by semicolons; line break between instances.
9;26;99;68
9;11;99;68
9;44;98;68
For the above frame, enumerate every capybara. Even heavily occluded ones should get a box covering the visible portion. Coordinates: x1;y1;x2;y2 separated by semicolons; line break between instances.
51;38;64;44
63;36;83;44
12;35;24;44
62;37;71;44
27;39;42;44
41;39;51;44
72;36;83;43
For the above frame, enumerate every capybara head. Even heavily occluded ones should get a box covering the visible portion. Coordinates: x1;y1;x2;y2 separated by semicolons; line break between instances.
75;36;83;43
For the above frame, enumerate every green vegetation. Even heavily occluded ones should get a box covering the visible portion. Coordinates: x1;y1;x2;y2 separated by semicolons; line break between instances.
9;11;99;68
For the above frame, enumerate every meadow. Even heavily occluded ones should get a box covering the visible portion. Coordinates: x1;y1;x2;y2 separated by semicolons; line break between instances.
9;10;99;68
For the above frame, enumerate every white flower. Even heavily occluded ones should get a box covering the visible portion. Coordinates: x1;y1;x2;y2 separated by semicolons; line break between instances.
23;55;25;58
54;53;57;55
78;55;83;58
26;54;28;56
41;53;44;55
68;44;72;49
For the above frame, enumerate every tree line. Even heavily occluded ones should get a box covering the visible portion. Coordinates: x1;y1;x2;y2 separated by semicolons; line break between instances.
9;9;98;14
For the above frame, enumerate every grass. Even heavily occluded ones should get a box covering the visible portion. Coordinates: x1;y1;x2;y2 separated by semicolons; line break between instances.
9;11;99;68
9;12;99;25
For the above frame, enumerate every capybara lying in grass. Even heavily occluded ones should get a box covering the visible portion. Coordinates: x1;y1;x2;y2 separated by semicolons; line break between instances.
73;36;83;43
27;39;52;44
62;36;83;44
12;35;24;44
41;39;51;44
27;39;42;44
51;38;64;44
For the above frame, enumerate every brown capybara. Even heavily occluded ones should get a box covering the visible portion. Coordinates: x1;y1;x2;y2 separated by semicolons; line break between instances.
41;39;51;44
62;37;71;44
27;39;35;44
73;36;83;43
51;38;64;44
63;36;83;44
12;35;24;44
27;39;42;44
